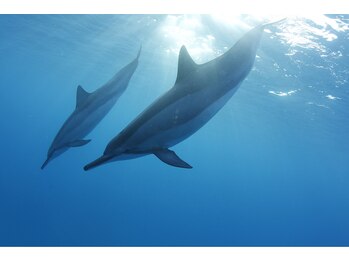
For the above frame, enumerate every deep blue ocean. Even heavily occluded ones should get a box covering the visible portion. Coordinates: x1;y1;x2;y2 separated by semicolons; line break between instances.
0;14;348;246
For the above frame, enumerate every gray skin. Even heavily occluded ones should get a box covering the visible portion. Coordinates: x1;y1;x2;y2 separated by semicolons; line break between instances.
41;47;141;169
84;20;285;171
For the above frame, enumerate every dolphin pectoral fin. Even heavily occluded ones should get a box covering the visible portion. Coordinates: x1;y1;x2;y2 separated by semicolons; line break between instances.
153;149;192;169
68;139;91;147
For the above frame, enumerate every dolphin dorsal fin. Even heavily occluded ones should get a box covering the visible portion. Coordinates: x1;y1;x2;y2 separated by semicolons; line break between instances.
76;85;90;109
175;46;197;84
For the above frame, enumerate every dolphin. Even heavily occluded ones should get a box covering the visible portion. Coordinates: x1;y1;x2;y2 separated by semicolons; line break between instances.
41;47;141;169
84;20;285;171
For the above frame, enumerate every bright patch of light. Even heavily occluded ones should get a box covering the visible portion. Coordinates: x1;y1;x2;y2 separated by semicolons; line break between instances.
308;15;349;32
159;14;291;63
209;14;286;30
307;102;330;109
326;95;341;100
160;15;217;62
277;15;349;55
158;14;349;65
268;89;299;97
209;14;250;29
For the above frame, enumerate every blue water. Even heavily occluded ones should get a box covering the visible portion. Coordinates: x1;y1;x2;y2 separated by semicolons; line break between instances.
0;14;348;246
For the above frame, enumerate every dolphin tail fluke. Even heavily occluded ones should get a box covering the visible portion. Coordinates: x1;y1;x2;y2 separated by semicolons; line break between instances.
262;18;287;28
84;155;112;171
41;158;50;170
153;149;192;169
137;45;142;59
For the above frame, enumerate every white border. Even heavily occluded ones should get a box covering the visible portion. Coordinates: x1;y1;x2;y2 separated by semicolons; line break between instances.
0;0;349;14
1;1;349;260
1;247;349;261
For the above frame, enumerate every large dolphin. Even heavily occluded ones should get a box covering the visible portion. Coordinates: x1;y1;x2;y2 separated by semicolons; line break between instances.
84;20;284;171
41;47;141;169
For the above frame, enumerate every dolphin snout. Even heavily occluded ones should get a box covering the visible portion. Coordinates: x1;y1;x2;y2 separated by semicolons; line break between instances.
84;155;113;171
41;157;50;170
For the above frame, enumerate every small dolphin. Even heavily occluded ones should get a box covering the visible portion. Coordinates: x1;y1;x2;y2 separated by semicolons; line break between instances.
84;20;285;171
41;47;141;169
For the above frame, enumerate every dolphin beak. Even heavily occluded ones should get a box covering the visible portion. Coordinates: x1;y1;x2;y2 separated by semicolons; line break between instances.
84;155;113;171
41;157;50;170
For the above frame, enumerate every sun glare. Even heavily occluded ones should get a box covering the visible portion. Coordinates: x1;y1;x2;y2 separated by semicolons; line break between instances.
157;14;349;66
159;15;218;62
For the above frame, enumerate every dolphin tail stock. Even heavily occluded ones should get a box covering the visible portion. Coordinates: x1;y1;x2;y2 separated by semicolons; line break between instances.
153;148;192;169
84;154;113;171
